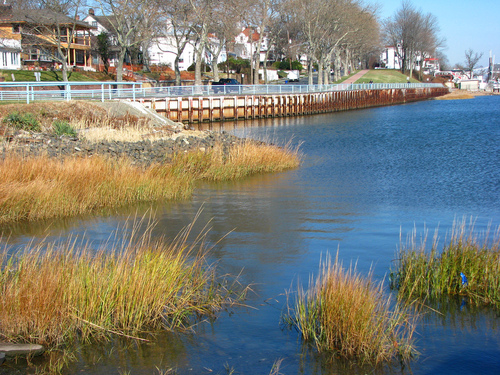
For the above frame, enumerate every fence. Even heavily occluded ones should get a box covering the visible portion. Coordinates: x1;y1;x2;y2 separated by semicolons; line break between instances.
0;81;446;104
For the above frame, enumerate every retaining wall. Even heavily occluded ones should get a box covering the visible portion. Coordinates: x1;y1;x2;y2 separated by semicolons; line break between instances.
139;87;449;124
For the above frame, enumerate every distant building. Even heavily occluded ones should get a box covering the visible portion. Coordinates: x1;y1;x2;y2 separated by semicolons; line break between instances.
380;45;439;74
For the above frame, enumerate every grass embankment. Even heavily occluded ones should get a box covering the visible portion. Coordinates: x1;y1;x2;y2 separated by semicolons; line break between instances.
0;140;300;224
0;69;106;82
285;255;417;364
355;69;419;84
390;218;500;307
0;219;246;349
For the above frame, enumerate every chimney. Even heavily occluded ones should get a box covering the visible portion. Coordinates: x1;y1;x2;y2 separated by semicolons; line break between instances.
89;8;94;16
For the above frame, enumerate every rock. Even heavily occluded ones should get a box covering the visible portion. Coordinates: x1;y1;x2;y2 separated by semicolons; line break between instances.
0;343;45;358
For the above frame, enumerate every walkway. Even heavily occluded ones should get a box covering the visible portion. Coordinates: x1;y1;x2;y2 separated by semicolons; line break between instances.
343;69;370;84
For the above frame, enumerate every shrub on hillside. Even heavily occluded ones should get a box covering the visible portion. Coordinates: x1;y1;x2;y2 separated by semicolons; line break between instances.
3;112;41;132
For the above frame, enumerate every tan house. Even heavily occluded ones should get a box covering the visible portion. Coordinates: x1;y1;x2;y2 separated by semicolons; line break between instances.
0;5;93;70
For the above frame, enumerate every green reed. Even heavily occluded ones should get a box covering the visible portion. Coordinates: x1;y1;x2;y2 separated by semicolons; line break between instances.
390;218;500;307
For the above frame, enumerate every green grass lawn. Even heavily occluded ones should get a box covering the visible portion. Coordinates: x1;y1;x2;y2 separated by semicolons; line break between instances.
355;69;419;83
0;69;100;82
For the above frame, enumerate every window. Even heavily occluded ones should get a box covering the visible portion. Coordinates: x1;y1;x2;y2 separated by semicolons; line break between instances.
92;21;97;27
12;24;20;33
75;50;84;64
11;52;18;65
1;52;7;67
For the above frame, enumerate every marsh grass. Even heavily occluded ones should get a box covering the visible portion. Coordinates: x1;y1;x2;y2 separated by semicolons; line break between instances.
285;254;418;364
0;140;300;224
0;217;246;349
390;218;500;307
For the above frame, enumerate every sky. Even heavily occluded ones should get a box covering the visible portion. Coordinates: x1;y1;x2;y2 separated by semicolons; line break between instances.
375;0;500;68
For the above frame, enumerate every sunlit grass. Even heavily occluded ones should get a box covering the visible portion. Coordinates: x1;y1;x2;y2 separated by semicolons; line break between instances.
390;218;500;307
0;140;301;224
0;217;247;348
285;254;418;364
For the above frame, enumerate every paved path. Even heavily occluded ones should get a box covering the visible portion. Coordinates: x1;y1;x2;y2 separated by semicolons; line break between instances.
343;69;370;84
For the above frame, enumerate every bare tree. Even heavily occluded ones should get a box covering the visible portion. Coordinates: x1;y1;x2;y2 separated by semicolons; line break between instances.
464;48;483;79
205;0;242;82
97;0;161;82
383;0;442;79
157;0;196;86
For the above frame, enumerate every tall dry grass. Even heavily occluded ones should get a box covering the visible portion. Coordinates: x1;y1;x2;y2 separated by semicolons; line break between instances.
0;218;245;348
390;218;500;307
286;254;418;364
0;140;301;224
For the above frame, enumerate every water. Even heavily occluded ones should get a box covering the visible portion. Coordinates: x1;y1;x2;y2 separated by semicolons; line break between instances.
1;96;499;374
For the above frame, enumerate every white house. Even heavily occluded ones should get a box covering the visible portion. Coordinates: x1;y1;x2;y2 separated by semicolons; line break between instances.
233;27;269;63
380;45;402;70
0;38;21;70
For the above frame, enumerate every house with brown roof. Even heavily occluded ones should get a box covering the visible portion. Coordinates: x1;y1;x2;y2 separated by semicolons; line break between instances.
0;4;93;70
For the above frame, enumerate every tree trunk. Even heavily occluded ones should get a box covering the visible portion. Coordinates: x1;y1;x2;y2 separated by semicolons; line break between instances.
212;56;220;82
61;60;69;82
116;48;127;82
308;56;314;85
174;56;181;86
317;59;323;85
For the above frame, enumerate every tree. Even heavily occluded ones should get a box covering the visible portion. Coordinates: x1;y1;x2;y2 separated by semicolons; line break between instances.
97;0;161;81
96;31;111;74
157;0;196;86
464;48;483;79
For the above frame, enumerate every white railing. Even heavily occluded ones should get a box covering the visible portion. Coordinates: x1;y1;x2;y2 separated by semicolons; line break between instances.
0;81;445;103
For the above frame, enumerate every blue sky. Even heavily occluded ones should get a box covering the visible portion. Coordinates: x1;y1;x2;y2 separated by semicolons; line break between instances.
375;0;500;68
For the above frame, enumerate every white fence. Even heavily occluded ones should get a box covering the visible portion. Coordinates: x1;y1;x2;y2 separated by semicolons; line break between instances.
0;81;446;104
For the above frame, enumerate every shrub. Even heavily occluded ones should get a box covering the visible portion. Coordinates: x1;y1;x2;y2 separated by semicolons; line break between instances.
53;120;77;137
187;62;211;72
3;111;41;132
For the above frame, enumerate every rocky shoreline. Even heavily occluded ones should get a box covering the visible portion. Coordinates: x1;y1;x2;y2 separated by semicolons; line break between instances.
1;130;244;167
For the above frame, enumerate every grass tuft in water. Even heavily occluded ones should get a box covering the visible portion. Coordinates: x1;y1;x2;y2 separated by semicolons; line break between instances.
0;139;300;224
285;254;418;364
0;216;247;348
390;217;500;307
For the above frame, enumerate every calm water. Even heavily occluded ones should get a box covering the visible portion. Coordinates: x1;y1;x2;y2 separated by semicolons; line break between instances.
1;96;500;374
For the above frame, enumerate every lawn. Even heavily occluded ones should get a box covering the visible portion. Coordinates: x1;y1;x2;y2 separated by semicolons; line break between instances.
355;69;419;84
0;69;103;82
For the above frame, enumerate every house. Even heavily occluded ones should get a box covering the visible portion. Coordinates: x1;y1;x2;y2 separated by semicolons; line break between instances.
0;5;93;70
380;45;401;70
233;27;269;64
0;5;21;69
82;8;121;69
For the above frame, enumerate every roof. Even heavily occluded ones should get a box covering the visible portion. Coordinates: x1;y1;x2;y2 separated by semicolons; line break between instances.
241;28;260;42
90;15;118;33
0;6;91;29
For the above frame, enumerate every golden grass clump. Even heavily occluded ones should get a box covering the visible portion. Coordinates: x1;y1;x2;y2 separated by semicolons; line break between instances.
286;254;417;364
0;218;245;347
390;218;500;307
0;154;193;224
0;140;301;224
170;139;301;181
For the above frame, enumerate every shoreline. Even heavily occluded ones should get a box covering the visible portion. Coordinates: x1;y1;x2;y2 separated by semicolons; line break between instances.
435;89;500;100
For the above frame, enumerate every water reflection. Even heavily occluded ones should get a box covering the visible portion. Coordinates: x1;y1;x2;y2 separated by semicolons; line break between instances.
1;96;499;374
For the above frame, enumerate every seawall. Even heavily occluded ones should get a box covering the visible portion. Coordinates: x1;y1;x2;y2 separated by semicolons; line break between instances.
139;86;449;124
